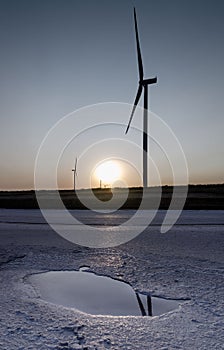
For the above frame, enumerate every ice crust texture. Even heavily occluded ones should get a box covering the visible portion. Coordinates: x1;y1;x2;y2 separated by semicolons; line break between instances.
0;209;223;349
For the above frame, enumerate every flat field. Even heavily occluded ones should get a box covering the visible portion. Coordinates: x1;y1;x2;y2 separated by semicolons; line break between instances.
0;208;223;349
0;184;224;209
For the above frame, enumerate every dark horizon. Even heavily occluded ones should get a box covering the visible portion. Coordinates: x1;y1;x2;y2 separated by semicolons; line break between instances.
0;182;224;192
0;183;224;211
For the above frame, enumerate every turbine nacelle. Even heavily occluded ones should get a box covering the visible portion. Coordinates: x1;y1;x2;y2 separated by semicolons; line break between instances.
140;77;157;86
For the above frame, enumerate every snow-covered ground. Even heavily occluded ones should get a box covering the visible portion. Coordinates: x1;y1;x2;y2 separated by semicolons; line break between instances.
0;209;223;349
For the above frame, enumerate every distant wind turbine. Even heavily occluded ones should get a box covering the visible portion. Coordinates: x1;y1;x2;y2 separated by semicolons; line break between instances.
126;8;157;188
72;157;78;191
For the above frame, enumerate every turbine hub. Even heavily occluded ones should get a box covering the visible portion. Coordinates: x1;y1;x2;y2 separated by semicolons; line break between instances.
141;77;157;86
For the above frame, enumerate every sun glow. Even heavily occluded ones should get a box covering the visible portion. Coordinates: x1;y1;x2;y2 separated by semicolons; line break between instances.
94;160;121;186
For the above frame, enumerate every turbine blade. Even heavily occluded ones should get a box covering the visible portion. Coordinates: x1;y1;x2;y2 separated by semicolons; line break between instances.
134;8;144;81
74;157;77;172
125;84;143;134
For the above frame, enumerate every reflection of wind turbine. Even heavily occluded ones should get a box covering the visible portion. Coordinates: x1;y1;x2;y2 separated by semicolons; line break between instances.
126;8;157;188
135;292;146;316
135;292;152;316
72;157;78;191
147;295;152;316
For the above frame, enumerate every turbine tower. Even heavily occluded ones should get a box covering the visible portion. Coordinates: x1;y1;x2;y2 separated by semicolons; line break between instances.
126;8;157;188
72;157;78;191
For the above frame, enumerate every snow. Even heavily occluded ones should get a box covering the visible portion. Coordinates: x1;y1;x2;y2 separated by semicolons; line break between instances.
0;209;223;349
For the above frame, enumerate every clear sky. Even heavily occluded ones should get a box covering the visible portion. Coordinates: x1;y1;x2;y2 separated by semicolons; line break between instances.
0;0;224;190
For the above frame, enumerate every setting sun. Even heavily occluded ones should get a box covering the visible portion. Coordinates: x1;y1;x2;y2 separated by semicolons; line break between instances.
94;160;121;186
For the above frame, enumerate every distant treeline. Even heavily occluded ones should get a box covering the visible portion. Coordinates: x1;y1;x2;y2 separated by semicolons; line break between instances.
0;184;224;210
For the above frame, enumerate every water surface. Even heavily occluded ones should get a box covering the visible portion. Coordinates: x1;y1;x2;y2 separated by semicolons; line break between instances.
30;268;183;316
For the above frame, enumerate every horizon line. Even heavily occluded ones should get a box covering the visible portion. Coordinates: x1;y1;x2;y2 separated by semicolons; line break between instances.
0;182;224;192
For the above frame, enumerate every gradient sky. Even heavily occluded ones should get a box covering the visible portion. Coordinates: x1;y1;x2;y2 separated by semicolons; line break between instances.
0;0;224;189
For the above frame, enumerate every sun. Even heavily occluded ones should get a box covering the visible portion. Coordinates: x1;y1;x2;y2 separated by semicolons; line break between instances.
94;160;121;185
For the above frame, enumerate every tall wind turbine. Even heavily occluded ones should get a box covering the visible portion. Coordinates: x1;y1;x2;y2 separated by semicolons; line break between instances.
126;8;157;188
72;157;78;191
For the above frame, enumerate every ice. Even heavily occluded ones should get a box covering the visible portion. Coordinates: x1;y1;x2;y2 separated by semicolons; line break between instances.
0;209;223;349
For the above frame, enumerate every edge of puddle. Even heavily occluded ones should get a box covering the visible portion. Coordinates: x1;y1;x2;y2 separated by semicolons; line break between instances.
23;266;191;318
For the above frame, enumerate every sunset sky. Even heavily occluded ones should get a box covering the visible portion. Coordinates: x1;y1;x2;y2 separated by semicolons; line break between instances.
0;0;224;190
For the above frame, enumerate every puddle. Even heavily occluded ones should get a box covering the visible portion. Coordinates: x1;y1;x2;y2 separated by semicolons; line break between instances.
29;268;184;317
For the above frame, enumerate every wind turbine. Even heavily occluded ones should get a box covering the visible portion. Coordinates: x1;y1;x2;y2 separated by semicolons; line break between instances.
126;8;157;188
72;157;78;191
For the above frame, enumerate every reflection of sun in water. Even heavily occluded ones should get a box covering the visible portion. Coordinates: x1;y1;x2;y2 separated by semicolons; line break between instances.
94;160;121;185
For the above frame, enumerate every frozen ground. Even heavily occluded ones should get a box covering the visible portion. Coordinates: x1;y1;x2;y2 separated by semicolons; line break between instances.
0;209;223;349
